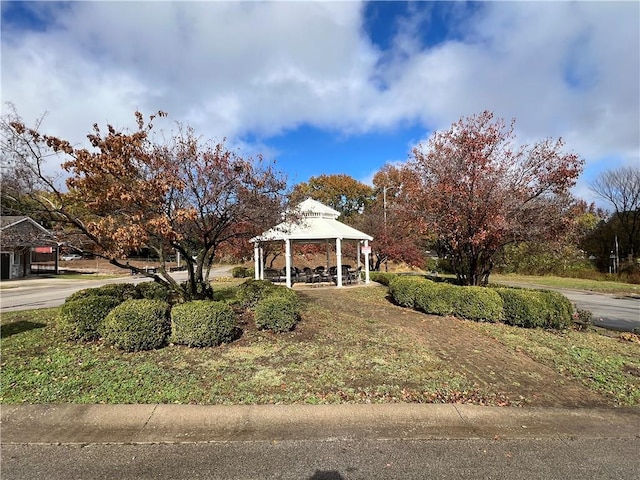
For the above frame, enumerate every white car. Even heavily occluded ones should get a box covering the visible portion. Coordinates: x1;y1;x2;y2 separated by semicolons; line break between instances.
61;254;83;261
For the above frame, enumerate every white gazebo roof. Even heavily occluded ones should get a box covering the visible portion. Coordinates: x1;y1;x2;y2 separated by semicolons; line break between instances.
252;198;373;243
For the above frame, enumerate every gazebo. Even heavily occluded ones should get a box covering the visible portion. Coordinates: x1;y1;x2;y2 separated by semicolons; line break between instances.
251;198;373;288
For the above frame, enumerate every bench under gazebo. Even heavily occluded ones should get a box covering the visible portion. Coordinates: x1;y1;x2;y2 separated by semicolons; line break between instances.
251;199;373;288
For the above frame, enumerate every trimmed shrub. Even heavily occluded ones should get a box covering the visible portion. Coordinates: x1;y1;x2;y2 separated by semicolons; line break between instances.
496;288;547;328
254;293;300;332
65;288;96;303
537;290;573;330
93;283;140;301
495;288;546;328
136;281;171;301
389;276;427;308
495;288;573;329
369;272;397;286
66;283;140;304
171;300;236;347
58;295;122;341
102;299;170;352
231;266;249;278
450;286;503;322
414;281;457;316
236;279;277;308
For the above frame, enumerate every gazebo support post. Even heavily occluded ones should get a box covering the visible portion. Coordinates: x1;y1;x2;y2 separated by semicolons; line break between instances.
254;244;260;280
364;240;370;284
259;246;265;280
285;239;292;288
336;237;342;287
325;239;330;270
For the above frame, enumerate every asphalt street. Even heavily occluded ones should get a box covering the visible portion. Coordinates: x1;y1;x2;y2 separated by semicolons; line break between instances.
558;289;640;332
4;437;639;480
0;267;229;312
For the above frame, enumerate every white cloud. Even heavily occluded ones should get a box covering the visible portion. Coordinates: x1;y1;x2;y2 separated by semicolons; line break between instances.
1;1;637;206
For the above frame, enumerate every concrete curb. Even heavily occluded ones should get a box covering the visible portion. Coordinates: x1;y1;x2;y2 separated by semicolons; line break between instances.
2;404;638;445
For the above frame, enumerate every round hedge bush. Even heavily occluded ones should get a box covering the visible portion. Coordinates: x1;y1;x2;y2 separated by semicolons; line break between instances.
495;288;573;329
231;266;251;278
237;279;277;308
135;281;171;301
66;283;140;304
369;272;398;286
537;290;573;330
170;300;236;347
59;295;122;341
450;286;503;322
388;276;426;308
254;292;300;332
414;281;457;316
102;299;170;352
495;288;546;328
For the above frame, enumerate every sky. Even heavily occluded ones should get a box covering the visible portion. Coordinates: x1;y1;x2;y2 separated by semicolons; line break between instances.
1;1;639;207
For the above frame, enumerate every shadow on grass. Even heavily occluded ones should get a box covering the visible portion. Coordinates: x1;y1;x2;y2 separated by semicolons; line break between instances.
1;320;46;338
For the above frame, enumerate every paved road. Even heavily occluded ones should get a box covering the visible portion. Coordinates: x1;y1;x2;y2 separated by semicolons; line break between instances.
560;289;640;332
498;281;640;332
4;437;639;480
0;267;231;312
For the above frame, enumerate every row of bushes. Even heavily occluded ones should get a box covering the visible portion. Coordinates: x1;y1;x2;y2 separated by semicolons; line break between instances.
59;278;301;352
385;275;574;330
60;295;234;352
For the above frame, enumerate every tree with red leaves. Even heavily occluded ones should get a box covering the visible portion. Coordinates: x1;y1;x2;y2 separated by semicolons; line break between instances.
404;111;583;285
349;164;426;271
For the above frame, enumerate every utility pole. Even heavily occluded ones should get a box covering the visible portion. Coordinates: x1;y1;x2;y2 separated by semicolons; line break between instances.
615;235;619;274
383;185;395;272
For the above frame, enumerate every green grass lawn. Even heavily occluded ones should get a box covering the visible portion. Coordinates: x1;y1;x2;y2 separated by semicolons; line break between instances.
1;303;483;405
1;285;638;406
491;274;640;295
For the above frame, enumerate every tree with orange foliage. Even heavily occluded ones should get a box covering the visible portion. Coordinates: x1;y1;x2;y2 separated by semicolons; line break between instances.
403;111;583;286
289;173;375;221
1;108;286;299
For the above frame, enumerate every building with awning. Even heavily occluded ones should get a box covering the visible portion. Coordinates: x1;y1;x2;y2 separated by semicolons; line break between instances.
0;216;58;280
251;198;373;288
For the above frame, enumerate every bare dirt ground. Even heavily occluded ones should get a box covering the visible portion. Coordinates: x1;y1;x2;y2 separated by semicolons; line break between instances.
300;285;609;408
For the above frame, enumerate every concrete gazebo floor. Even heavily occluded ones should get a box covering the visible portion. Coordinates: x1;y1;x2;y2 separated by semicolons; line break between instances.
288;281;379;291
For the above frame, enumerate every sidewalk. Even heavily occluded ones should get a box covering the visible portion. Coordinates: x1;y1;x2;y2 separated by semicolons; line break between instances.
2;404;638;444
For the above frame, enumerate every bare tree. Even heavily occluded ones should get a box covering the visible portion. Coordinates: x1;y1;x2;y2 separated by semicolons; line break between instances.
590;166;640;259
